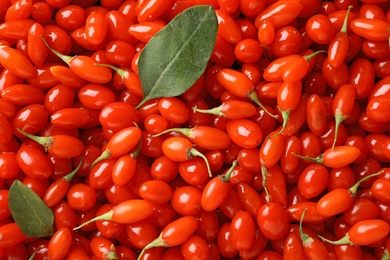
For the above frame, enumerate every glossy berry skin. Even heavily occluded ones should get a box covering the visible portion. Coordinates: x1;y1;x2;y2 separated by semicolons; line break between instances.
263;54;300;82
43;178;73;207
0;190;11;221
95;203;126;239
201;175;229;212
0;222;28;248
306;14;334;44
47;227;72;260
16;145;53;179
172;185;203;216
371;178;390;203
298;164;329;199
52;200;77;230
259;131;284;168
236;182;264;218
257;202;289;240
85;11;108;46
317;187;355;217
284;230;306;260
111;199;155;224
226;119;263;149
0;152;19;180
171;126;232;150
217;69;254;97
195;210;219;242
366;95;390;123
112;153;137;186
70;55;113;84
158;97;190;124
255;0;303;29
258;20;275;45
348;219;390;246
162;216;198;247
301;231;329;260
136;0;173;22
350;18;390;41
322;146;360;168
126;219;157;249
66;183;96;211
99;102;140;131
78;83;116;110
230;210;255;251
0;46;36;78
45;135;84;159
343;198;379;226
287;202;329;224
106;126;142;157
218;100;257;119
180;234;210;260
161;137;193;162
90;236;118;259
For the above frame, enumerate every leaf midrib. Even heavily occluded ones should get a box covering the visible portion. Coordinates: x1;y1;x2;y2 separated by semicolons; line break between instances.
145;11;211;100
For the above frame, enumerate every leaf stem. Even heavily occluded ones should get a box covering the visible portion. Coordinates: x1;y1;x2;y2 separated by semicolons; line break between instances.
332;108;348;150
189;148;212;177
151;127;193;138
135;99;147;110
221;158;239;182
17;128;53;150
137;233;166;260
291;152;324;164
131;139;143;158
261;165;270;203
28;245;44;260
317;233;352;245
340;6;353;33
247;91;278;119
95;63;127;79
90;149;111;169
73;210;113;231
63;157;83;182
107;245;119;260
381;249;390;260
192;106;223;117
349;170;383;196
40;35;71;65
304;50;328;62
268;108;290;138
299;208;314;247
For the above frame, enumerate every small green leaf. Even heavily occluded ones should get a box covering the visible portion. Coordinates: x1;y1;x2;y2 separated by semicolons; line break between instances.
137;5;218;108
9;180;54;238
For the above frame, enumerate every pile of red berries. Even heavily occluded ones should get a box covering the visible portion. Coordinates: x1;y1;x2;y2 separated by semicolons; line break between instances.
0;0;390;259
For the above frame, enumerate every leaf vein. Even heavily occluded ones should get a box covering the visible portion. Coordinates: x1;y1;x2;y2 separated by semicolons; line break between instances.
145;12;211;100
17;184;48;232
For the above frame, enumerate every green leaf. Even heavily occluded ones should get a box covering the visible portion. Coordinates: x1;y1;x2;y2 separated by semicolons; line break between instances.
9;180;54;238
136;5;218;108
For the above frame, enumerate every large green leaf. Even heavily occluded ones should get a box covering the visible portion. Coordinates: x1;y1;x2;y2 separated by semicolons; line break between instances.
136;5;218;108
9;180;54;238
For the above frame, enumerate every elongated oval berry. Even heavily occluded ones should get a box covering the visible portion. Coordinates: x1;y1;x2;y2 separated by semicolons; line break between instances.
18;129;84;159
73;199;155;230
112;199;155;224
91;126;142;168
0;222;28;247
226;119;263;149
47;227;72;260
154;126;231;150
0;46;36;78
137;215;198;259
194;100;257;120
